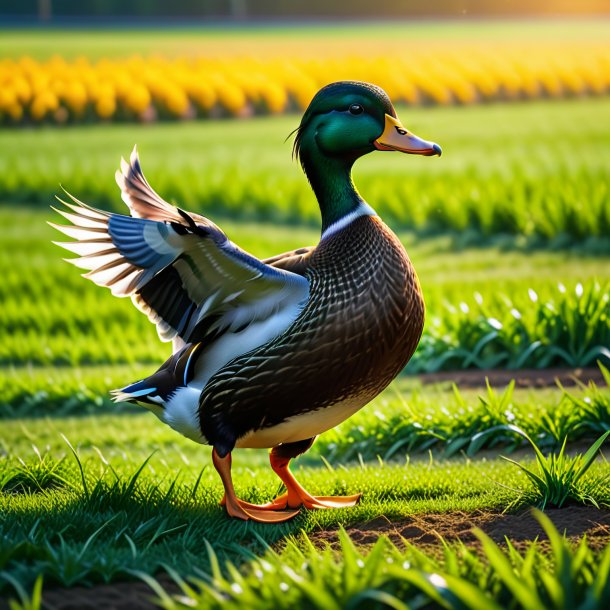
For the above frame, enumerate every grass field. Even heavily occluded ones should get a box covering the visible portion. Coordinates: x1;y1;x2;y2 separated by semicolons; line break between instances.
1;97;609;378
2;382;609;592
2;20;608;59
2;118;610;605
3;371;609;460
2;382;610;607
2;208;608;374
2;20;610;609
2;98;609;243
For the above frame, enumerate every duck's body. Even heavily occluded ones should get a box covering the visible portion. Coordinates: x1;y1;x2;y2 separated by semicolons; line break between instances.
52;81;439;522
201;213;424;450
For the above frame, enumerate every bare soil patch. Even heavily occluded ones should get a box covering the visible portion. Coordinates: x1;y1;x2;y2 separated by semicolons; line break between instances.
310;506;610;552
417;367;605;389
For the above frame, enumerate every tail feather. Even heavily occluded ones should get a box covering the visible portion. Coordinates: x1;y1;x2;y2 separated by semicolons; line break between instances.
111;379;158;404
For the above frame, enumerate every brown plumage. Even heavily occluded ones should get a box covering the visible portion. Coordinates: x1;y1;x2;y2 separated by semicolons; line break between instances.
199;215;424;451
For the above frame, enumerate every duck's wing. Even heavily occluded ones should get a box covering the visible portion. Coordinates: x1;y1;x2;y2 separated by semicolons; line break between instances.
117;146;317;277
50;170;309;347
114;146;196;224
263;246;315;276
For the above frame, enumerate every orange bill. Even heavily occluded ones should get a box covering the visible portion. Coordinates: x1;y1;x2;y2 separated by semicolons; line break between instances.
374;113;441;156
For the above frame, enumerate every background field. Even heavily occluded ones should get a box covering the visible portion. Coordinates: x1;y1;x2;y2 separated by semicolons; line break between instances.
2;97;609;378
3;99;610;244
2;20;609;59
1;19;610;610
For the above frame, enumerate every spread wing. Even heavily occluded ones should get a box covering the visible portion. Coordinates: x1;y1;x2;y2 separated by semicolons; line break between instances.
50;153;310;346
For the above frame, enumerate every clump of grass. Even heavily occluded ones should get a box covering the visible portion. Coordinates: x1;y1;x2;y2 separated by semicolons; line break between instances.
411;281;610;373
563;363;610;437
0;575;43;610
0;447;70;495
321;369;610;462
470;425;610;509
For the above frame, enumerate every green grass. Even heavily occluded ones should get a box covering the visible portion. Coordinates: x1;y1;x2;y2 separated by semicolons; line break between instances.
148;514;610;610
318;373;610;461
414;280;610;373
495;428;610;509
3;367;610;470
2;20;608;60
1;392;609;600
1;98;610;243
2;206;609;370
0;364;150;418
7;512;610;610
0;436;520;593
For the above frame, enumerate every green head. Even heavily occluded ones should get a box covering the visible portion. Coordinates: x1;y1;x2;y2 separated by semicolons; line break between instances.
293;81;441;233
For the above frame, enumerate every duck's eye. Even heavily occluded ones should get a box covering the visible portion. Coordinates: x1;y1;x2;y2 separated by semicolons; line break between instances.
348;104;364;115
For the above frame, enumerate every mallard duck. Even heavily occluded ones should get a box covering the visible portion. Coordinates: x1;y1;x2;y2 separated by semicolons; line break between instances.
51;81;441;523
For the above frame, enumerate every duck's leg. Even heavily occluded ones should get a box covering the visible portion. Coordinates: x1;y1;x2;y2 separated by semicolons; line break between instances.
265;438;362;510
211;448;300;523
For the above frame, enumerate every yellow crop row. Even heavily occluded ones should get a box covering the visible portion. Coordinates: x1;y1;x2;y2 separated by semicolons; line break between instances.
0;42;609;124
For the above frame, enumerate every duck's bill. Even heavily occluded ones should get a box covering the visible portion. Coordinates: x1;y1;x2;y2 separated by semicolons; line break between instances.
374;114;442;156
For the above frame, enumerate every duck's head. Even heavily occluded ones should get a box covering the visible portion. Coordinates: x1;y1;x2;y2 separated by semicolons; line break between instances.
293;81;441;232
294;81;441;163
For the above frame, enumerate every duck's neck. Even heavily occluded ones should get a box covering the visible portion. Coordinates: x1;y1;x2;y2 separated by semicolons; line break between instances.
302;153;374;236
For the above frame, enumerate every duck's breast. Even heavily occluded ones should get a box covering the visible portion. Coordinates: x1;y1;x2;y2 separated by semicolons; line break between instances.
199;215;425;448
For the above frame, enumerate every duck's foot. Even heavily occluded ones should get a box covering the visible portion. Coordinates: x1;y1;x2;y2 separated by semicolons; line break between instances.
219;493;300;522
265;490;362;510
213;449;300;523
267;452;362;510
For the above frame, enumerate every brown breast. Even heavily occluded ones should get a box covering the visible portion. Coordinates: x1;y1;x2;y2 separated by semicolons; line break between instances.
199;215;425;445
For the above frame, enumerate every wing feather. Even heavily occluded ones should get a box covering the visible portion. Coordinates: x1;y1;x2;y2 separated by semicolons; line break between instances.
51;151;310;346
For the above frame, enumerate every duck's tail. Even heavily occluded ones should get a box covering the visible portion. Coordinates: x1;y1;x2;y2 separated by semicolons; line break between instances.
111;379;159;405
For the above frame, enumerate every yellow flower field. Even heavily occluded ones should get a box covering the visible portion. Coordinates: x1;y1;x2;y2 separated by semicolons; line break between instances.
0;41;609;124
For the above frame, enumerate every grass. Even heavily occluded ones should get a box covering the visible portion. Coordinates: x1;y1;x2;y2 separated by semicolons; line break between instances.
413;280;610;372
2;206;609;370
147;513;610;610
0;364;152;418
1;98;610;243
3;366;610;465
1;404;609;602
2;20;609;60
1;416;608;599
6;514;610;609
319;372;610;461
497;428;610;509
0;438;521;594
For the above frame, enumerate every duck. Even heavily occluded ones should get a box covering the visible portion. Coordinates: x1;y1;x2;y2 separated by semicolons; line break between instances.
51;81;441;523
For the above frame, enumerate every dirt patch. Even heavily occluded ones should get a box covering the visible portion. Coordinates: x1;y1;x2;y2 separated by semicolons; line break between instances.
310;506;610;552
417;367;605;389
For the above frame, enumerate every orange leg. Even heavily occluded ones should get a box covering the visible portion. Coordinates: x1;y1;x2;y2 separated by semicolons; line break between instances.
212;449;300;523
265;451;362;510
